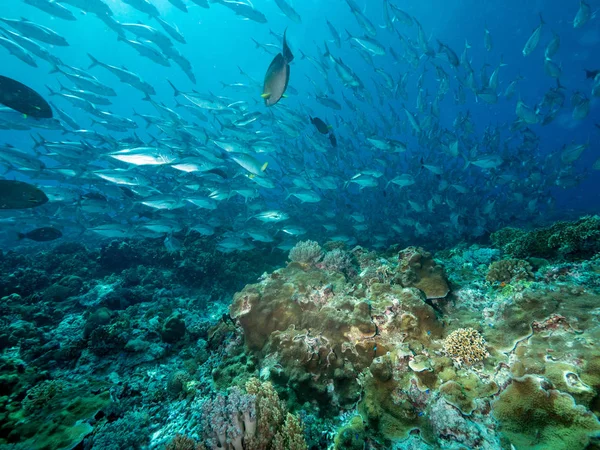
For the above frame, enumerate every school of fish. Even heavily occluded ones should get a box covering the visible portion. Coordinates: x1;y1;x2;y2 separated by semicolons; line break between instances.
0;0;598;252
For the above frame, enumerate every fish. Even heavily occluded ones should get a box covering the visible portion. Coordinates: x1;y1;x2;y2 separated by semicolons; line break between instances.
0;179;48;209
50;65;117;97
24;0;77;20
228;152;268;176
484;25;492;51
545;32;560;59
0;26;63;66
326;20;341;48
253;210;289;223
346;30;386;56
274;0;302;24
522;14;544;56
211;0;268;23
87;54;156;96
262;29;294;106
286;190;321;203
156;17;186;44
544;58;561;79
310;116;331;134
573;0;591;28
108;147;177;166
168;0;188;13
0;17;69;46
190;0;210;8
122;0;161;18
18;226;62;241
329;132;337;147
56;0;113;16
0;76;52;118
0;35;38;67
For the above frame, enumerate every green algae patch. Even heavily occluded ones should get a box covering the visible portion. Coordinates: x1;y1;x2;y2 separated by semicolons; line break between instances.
2;381;110;449
492;375;600;450
333;415;367;450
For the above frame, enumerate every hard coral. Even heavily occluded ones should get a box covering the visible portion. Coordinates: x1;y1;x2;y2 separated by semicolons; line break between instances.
288;240;323;265
396;247;450;299
485;258;534;283
443;328;489;366
492;375;600;450
491;216;600;260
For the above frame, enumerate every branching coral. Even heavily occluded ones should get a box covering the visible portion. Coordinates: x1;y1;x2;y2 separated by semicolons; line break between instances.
486;258;534;283
288;241;323;265
443;328;489;366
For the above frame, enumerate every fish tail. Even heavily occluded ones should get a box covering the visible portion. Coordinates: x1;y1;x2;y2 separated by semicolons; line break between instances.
17;233;25;241
87;53;100;69
32;133;46;150
283;29;294;62
167;79;181;97
48;63;62;74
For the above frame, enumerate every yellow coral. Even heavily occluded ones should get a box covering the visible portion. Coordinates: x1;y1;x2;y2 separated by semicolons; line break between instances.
443;328;489;366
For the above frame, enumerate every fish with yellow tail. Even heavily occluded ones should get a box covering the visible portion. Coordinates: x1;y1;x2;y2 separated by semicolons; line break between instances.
261;29;294;106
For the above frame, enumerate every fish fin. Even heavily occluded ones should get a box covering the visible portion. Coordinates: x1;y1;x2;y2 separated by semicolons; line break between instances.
261;162;268;172
261;93;271;99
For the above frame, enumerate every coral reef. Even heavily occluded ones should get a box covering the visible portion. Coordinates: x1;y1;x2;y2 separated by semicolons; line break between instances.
288;240;323;266
486;258;534;283
443;328;489;366
2;220;600;450
492;375;600;449
491;216;600;260
395;246;450;298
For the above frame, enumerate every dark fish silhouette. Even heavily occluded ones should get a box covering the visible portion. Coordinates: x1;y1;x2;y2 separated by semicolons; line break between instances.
585;69;599;79
262;29;294;106
18;226;62;242
310;116;331;134
0;179;48;209
329;132;338;147
0;76;52;118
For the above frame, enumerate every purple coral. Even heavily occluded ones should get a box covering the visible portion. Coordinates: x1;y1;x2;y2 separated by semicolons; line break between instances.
200;387;256;450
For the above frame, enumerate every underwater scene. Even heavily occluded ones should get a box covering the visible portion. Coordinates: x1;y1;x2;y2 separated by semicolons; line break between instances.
1;0;600;448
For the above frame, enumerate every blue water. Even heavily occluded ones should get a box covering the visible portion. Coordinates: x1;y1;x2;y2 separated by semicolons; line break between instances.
1;0;599;247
